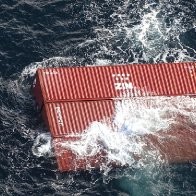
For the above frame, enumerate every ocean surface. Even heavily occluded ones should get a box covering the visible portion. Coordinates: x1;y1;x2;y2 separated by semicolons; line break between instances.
0;0;196;195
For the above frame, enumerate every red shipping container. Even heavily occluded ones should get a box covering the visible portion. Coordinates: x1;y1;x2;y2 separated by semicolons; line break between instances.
42;100;115;138
53;138;107;171
54;128;196;171
33;62;196;171
34;62;196;109
144;129;196;163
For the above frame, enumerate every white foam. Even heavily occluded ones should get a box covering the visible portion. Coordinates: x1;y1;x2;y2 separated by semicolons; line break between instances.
59;121;149;168
21;57;74;78
58;96;196;171
32;133;53;157
113;97;196;135
94;59;112;66
80;0;196;64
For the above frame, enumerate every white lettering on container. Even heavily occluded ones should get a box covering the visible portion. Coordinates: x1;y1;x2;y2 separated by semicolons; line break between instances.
55;106;64;126
112;73;133;90
114;82;134;90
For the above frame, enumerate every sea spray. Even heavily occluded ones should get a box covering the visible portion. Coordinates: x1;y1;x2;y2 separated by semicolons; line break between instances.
0;0;195;195
53;96;196;173
32;133;53;157
33;96;196;165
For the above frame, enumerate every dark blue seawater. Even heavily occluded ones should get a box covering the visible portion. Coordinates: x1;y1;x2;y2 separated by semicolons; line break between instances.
0;0;196;195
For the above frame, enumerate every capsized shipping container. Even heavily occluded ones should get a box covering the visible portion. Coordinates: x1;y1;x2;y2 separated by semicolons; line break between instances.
54;128;196;171
33;62;196;171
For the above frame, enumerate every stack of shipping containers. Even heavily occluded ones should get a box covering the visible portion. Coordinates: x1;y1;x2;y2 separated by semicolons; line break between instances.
33;62;196;171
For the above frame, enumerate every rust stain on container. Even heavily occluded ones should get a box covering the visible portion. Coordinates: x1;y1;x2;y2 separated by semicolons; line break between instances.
33;62;196;171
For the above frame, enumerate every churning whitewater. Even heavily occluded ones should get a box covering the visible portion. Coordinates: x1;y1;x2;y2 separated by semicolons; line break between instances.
0;0;196;195
33;96;196;171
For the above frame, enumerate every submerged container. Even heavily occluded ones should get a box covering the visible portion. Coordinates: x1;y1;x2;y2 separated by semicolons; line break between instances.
53;138;107;171
33;62;196;171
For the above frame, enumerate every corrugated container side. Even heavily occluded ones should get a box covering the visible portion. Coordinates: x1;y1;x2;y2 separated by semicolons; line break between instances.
43;100;116;138
34;62;196;105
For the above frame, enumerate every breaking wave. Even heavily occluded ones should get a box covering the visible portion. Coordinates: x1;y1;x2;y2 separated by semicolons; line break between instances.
27;1;196;194
1;0;195;195
34;96;196;172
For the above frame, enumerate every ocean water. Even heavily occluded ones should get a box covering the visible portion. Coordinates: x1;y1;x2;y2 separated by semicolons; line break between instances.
0;0;196;195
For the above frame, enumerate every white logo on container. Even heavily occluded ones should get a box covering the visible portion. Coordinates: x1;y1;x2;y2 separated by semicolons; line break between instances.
112;74;133;90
